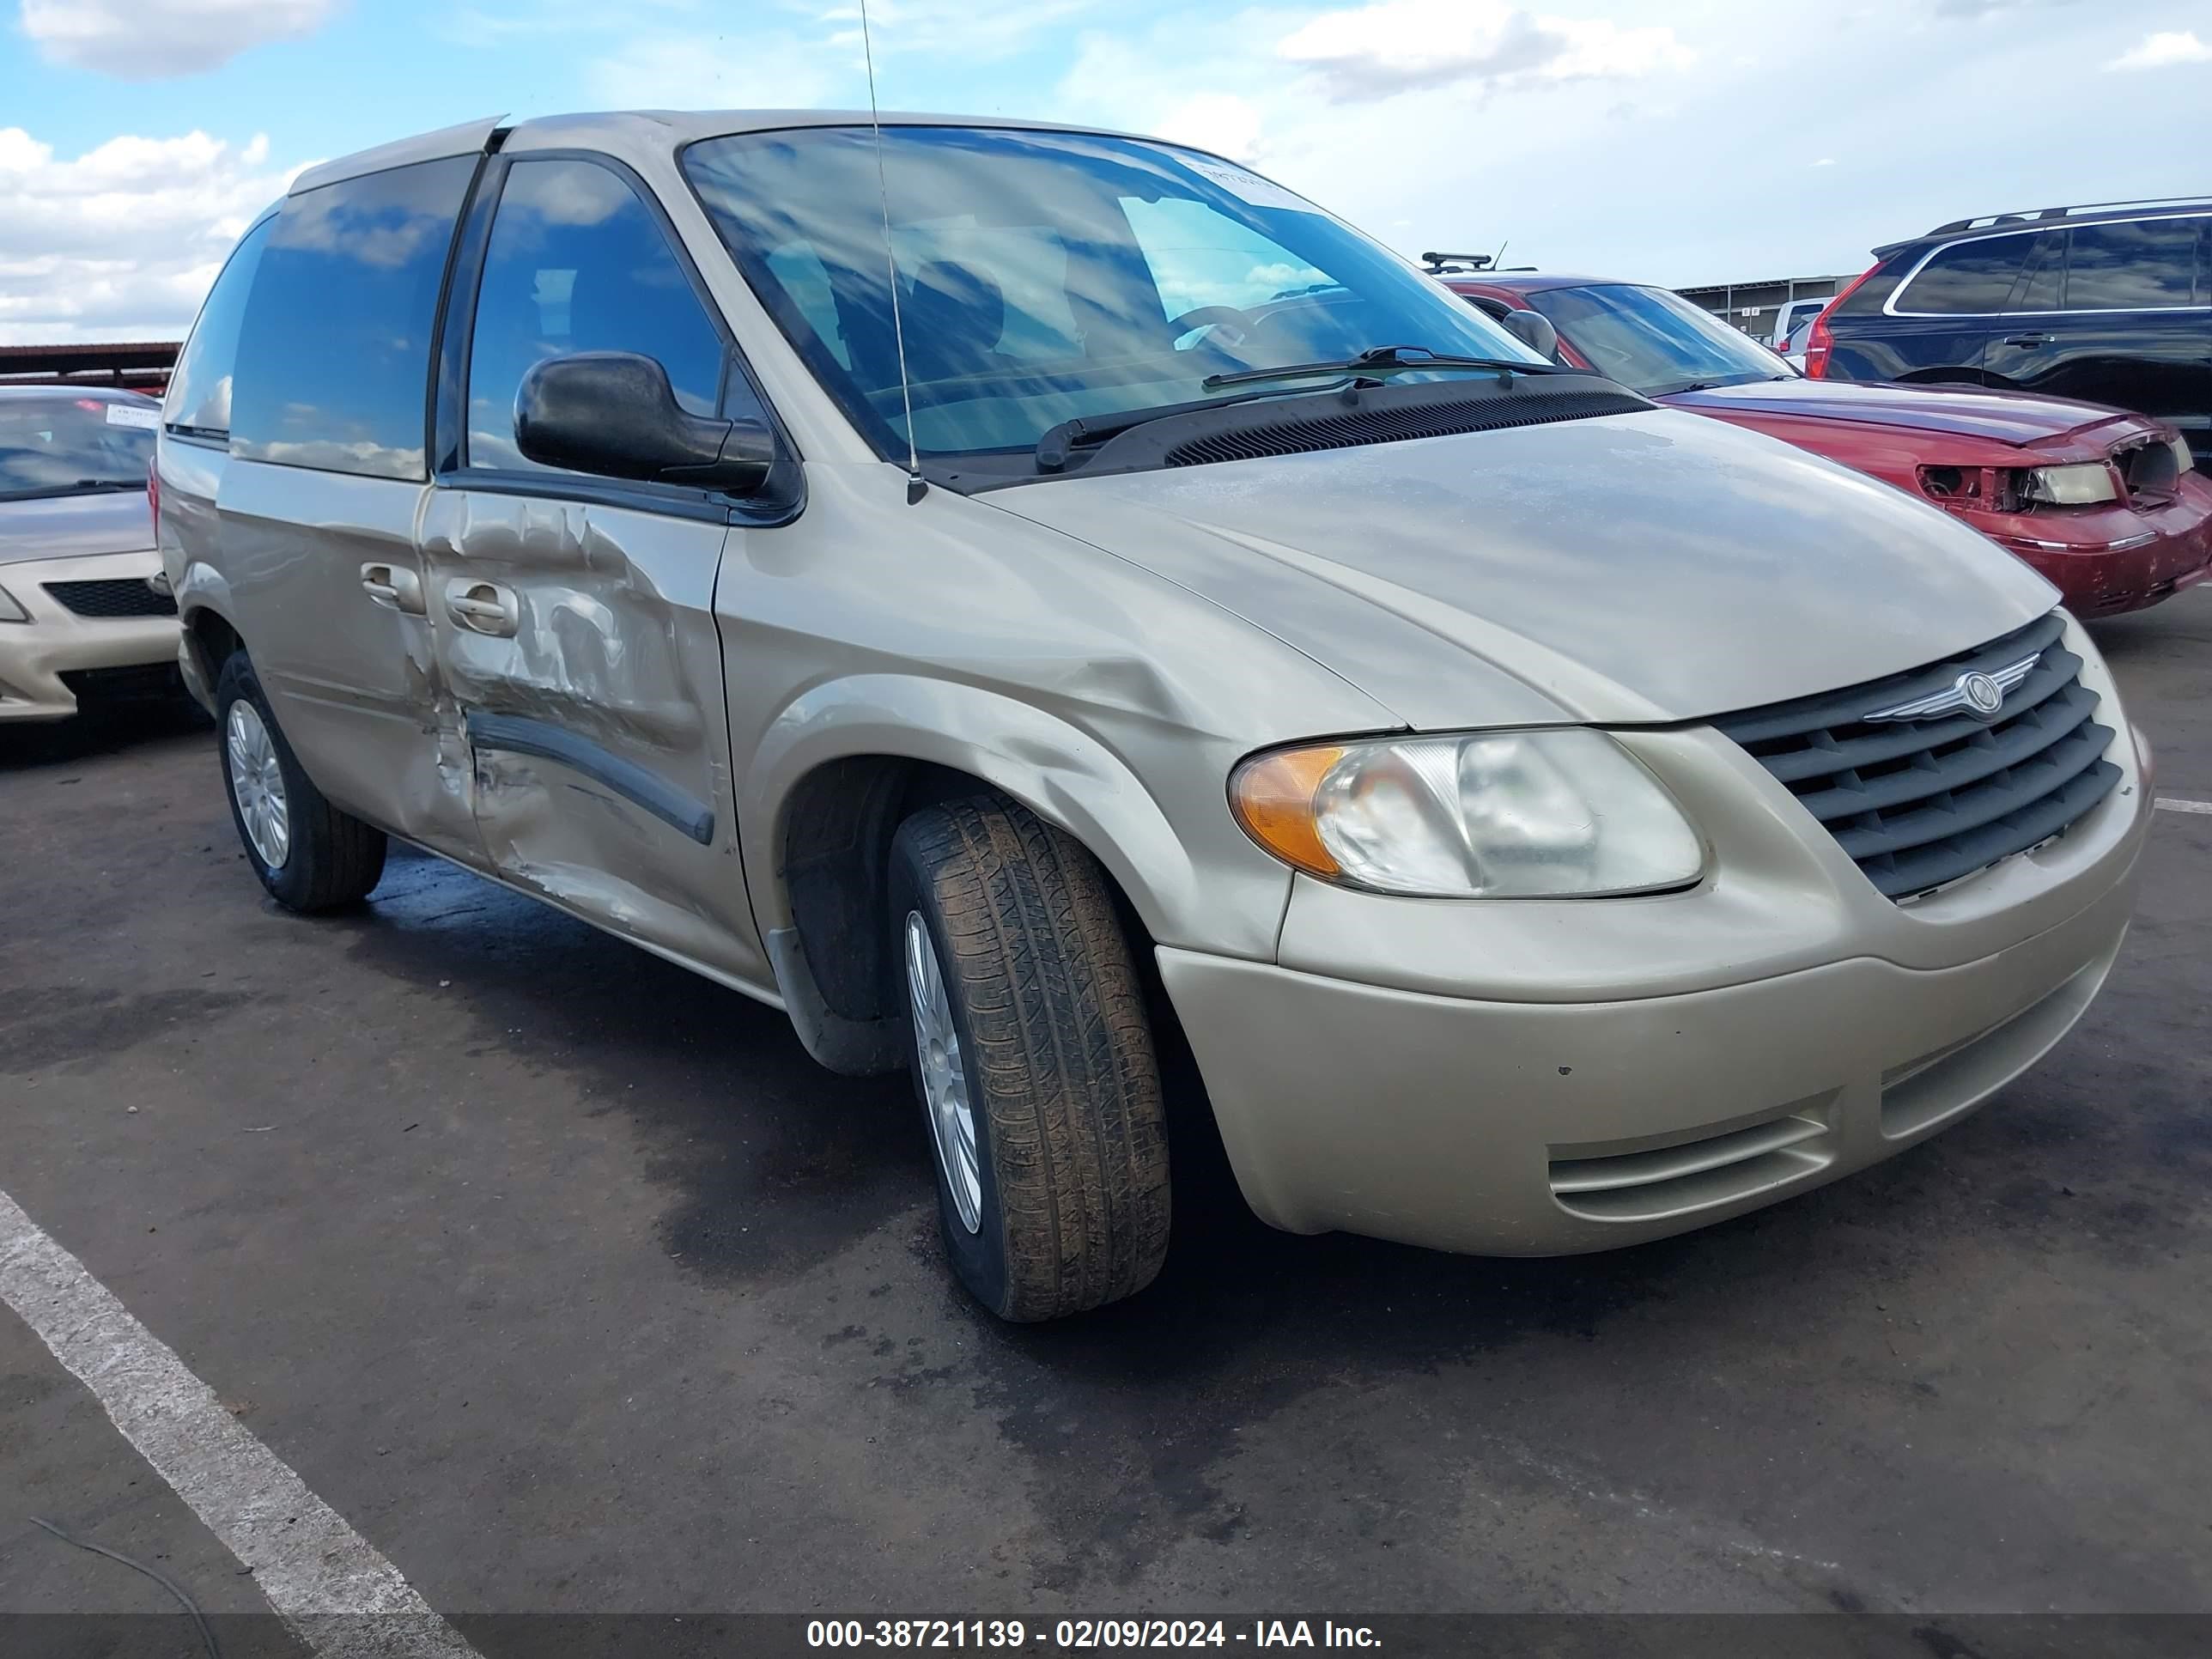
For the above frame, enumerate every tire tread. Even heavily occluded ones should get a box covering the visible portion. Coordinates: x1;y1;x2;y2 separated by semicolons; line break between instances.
899;795;1169;1320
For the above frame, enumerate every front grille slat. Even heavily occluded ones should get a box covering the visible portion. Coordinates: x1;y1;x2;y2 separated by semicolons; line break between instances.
1715;610;2117;902
1790;684;2098;823
1754;648;2081;781
42;578;177;619
1832;720;2112;860
1861;760;2120;899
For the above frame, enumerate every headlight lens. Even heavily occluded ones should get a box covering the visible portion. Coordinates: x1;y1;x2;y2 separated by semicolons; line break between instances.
0;584;28;623
1231;730;1705;898
2021;462;2118;506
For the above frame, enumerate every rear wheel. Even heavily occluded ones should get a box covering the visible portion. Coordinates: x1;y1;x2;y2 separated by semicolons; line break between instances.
889;795;1170;1322
215;650;386;912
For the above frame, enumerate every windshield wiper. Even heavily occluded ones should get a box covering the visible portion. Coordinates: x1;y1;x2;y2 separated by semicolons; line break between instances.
1200;344;1562;392
1034;379;1355;473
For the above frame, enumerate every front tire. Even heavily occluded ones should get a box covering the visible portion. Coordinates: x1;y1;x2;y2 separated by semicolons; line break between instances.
215;649;386;912
889;796;1170;1322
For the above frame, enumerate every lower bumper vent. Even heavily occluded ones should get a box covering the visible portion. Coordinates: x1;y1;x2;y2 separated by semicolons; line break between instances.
1550;1103;1836;1222
43;578;178;619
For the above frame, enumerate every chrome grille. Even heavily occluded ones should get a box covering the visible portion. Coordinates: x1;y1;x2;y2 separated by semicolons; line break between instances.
1713;612;2119;901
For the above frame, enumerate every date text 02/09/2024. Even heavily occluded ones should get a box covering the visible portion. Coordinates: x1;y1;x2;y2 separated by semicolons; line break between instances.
805;1620;1383;1649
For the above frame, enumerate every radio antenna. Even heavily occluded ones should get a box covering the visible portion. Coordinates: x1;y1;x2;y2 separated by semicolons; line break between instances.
860;0;927;505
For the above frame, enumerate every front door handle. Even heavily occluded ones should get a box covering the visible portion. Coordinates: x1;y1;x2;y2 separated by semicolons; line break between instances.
445;579;520;638
360;562;424;614
2001;332;2051;347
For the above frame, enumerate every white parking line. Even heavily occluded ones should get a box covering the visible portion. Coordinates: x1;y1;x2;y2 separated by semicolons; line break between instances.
2155;797;2212;815
0;1188;481;1659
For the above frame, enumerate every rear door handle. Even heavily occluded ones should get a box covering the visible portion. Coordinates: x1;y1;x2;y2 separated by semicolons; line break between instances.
2001;332;2051;347
360;562;424;614
445;579;520;638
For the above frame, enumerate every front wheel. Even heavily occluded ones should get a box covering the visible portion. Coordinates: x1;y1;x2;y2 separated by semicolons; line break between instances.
215;649;387;912
889;796;1170;1322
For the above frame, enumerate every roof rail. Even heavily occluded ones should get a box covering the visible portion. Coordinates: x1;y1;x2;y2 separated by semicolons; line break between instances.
1927;195;2212;236
1420;250;1495;273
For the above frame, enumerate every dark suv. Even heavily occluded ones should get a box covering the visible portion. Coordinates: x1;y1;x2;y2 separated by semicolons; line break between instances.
1808;198;2210;471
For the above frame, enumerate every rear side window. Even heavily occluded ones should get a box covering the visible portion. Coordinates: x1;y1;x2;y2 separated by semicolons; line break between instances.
164;216;273;439
464;157;726;473
2006;231;2064;313
231;155;477;481
2063;218;2200;310
1896;233;2035;314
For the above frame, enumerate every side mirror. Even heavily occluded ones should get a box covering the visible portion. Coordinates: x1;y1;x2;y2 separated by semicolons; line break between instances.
514;351;775;495
1499;308;1559;362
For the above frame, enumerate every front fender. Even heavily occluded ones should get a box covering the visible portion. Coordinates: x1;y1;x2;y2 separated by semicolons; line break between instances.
743;672;1295;963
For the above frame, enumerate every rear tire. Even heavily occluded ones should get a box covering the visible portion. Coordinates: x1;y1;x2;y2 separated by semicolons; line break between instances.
889;795;1170;1322
214;649;386;912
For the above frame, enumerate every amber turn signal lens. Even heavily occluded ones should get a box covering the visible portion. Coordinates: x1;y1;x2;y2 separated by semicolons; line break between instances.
1230;745;1346;878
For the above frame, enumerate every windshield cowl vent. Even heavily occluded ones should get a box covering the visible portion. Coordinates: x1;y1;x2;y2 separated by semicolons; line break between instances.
1142;376;1652;471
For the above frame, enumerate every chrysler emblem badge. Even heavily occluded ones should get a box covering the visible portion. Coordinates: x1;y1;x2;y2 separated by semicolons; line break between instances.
1863;650;2037;723
1957;671;2004;719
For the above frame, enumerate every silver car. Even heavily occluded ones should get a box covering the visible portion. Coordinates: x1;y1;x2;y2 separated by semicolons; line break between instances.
2;386;175;720
156;112;2151;1321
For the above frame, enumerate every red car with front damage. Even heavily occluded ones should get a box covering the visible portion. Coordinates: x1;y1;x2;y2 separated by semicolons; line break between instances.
1446;272;2212;617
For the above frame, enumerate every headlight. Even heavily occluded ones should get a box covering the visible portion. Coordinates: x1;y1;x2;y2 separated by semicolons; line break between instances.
2021;462;2118;506
1231;729;1705;898
0;584;28;623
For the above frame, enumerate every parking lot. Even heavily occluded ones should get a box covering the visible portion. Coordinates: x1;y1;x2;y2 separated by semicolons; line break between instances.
2;588;2207;1646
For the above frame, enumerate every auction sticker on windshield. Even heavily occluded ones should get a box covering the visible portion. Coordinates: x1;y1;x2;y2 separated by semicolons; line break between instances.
105;403;161;429
1174;154;1317;214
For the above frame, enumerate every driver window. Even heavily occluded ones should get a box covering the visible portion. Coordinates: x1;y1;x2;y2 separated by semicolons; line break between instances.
465;157;726;472
1120;197;1334;330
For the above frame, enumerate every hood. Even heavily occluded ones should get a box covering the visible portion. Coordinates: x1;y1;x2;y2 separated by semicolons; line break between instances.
1664;378;2158;453
985;407;2057;729
0;489;153;568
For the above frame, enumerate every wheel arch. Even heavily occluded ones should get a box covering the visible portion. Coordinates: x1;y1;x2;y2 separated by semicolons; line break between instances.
175;562;247;709
744;676;1211;1075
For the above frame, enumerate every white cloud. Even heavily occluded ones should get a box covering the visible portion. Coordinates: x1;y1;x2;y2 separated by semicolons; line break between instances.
0;128;295;343
2104;30;2212;71
1279;0;1692;102
1157;93;1266;161
18;0;343;80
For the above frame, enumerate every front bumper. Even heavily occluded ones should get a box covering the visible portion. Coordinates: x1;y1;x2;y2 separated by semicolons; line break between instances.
1978;478;2212;617
0;550;179;721
1161;615;2151;1255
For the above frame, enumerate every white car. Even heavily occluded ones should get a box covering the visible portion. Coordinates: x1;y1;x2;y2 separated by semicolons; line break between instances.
0;386;176;720
1769;296;1829;369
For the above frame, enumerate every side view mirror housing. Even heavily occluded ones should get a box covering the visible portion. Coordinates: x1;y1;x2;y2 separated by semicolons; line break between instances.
1499;308;1559;362
514;351;778;496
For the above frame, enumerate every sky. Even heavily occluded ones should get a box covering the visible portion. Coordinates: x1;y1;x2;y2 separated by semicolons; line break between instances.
3;0;2209;343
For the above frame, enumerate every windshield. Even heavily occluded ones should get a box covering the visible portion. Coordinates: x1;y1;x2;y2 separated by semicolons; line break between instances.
0;394;156;499
1519;284;1793;396
682;125;1545;466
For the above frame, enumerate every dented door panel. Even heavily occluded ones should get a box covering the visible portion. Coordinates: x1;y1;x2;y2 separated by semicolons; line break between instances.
215;459;481;860
416;487;766;984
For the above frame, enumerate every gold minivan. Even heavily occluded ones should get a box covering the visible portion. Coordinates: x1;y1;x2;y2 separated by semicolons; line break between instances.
159;112;2151;1320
